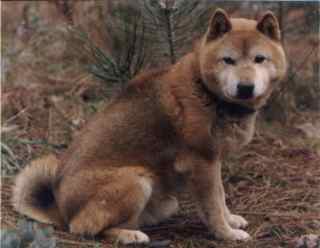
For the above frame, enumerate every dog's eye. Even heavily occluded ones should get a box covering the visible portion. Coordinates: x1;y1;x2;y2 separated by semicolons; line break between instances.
223;57;236;65
254;55;266;63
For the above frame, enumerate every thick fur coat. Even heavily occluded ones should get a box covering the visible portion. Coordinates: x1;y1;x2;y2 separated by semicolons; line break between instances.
13;9;286;244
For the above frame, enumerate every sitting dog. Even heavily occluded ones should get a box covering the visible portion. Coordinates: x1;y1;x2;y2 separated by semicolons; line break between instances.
13;9;287;244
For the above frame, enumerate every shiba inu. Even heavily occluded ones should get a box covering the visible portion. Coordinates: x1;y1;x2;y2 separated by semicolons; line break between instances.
12;9;287;244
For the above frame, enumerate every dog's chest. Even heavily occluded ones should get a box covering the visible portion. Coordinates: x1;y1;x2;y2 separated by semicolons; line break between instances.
212;109;256;152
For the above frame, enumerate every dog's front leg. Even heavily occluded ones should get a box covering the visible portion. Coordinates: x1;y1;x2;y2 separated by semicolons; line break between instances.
189;161;250;241
217;162;248;229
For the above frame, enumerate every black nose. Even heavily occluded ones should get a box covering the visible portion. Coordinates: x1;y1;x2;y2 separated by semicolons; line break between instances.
237;83;254;99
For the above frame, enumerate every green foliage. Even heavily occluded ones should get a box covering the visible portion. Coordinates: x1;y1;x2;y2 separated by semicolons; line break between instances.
0;230;21;248
74;0;209;92
1;131;22;176
83;31;131;84
0;220;56;248
1;126;65;176
71;0;319;119
71;3;149;92
142;0;209;63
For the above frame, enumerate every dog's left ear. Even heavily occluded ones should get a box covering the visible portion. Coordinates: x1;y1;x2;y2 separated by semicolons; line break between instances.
257;11;281;41
207;9;232;41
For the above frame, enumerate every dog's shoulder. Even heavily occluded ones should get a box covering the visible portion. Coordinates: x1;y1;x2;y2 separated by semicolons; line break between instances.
129;67;170;87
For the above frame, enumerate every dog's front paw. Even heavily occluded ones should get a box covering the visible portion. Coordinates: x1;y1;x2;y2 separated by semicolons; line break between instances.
228;214;248;229
216;228;251;241
229;229;251;241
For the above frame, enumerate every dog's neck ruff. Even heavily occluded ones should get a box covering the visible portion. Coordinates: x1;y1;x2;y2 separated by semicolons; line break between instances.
195;78;256;118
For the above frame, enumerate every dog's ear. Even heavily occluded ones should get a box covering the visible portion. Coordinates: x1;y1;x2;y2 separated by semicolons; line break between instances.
257;11;281;41
207;9;232;41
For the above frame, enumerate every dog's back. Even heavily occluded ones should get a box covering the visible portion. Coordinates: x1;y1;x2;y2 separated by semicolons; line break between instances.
55;71;180;221
12;9;287;244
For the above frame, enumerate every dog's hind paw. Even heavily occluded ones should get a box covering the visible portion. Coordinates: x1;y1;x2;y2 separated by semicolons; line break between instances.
117;230;150;245
228;214;248;229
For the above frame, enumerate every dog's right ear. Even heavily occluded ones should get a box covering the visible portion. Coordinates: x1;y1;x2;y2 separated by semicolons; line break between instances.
206;9;232;41
257;11;281;41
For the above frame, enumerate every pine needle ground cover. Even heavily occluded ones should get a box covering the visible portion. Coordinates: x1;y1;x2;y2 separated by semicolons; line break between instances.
2;1;319;247
2;114;320;248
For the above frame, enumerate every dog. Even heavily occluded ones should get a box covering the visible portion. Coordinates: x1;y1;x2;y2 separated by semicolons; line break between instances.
12;9;287;244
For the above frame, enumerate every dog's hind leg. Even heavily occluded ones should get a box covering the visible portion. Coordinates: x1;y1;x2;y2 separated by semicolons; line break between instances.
139;195;179;226
69;169;153;244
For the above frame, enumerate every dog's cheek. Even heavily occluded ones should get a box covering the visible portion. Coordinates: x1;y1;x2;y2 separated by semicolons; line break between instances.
220;69;238;97
253;67;270;97
267;62;278;82
201;65;221;94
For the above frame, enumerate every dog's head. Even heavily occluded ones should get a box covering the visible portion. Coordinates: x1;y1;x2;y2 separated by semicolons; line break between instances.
198;9;287;109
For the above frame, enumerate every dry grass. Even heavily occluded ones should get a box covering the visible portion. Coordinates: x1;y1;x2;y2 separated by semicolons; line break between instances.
2;117;320;247
1;2;319;247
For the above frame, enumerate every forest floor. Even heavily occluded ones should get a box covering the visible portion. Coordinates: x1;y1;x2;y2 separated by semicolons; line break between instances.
2;2;320;247
2;83;320;248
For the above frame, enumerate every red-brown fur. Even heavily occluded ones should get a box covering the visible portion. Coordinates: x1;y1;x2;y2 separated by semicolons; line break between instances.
12;9;286;244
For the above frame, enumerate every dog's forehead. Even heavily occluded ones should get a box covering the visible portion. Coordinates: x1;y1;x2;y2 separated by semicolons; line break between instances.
228;18;261;50
218;35;263;57
218;19;272;56
230;18;257;31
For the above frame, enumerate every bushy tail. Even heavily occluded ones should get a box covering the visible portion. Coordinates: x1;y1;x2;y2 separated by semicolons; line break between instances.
12;154;63;226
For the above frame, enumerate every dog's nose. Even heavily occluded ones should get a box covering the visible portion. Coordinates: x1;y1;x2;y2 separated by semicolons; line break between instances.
237;83;254;99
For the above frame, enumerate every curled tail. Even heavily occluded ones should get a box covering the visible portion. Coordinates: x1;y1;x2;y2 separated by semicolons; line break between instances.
12;154;63;226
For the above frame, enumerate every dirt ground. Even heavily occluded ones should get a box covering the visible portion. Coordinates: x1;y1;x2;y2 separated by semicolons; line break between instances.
1;1;320;248
2;114;320;248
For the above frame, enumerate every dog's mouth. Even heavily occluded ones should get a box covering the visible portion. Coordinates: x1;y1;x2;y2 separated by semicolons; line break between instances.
215;93;257;117
195;79;257;117
224;84;273;110
224;93;258;106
